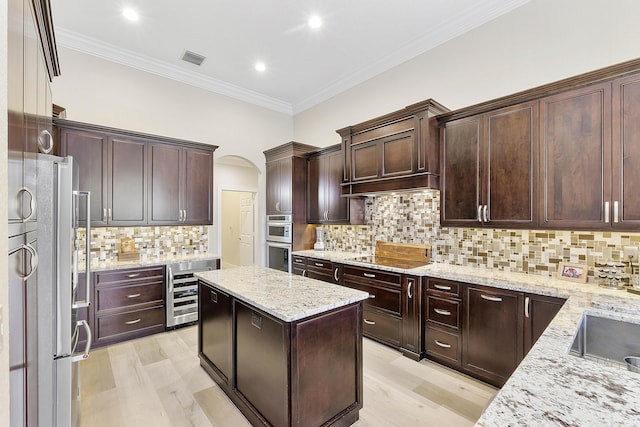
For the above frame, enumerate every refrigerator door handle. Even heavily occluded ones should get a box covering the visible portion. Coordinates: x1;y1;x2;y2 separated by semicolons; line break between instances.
72;191;91;309
71;320;92;362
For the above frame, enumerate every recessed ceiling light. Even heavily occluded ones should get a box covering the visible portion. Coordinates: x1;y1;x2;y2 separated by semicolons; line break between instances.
255;62;266;72
122;7;139;22
308;15;322;29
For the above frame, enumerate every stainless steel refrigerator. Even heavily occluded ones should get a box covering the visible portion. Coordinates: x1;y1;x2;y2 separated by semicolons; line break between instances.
37;155;92;426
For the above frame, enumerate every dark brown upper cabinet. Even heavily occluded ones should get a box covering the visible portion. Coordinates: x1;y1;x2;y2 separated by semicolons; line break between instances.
337;99;448;196
441;102;538;228
438;58;640;231
264;142;318;221
56;119;217;227
307;144;364;225
148;142;214;225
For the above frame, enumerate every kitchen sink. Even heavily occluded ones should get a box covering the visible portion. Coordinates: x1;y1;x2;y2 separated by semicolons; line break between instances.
570;314;640;366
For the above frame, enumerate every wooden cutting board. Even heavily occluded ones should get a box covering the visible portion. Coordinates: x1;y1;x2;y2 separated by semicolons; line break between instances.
375;241;431;263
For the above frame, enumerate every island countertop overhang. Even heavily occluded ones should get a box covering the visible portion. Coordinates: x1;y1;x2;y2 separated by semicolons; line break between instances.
195;265;369;322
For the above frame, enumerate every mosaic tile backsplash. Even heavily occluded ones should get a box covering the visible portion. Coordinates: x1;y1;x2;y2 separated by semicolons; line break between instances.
321;190;640;283
78;226;209;265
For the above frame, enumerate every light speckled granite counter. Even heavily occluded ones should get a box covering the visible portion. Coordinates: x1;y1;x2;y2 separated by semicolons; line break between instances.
294;250;640;425
84;253;221;272
195;265;369;322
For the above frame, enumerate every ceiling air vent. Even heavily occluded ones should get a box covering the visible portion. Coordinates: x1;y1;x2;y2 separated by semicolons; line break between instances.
181;50;206;66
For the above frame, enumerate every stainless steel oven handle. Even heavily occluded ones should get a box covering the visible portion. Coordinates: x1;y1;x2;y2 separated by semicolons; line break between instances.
71;320;92;362
73;191;91;309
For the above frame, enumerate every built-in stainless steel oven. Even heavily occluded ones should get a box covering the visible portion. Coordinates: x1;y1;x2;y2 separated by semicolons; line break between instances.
266;214;292;272
267;214;292;244
266;241;292;273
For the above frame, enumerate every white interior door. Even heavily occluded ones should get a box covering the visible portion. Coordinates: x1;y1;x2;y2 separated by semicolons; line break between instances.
238;193;254;265
221;190;254;267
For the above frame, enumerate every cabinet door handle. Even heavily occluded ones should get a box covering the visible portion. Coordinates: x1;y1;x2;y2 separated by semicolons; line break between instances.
334;267;339;282
183;209;187;221
368;295;376;299
38;129;54;153
481;294;502;302
363;273;376;278
276;201;280;212
434;339;452;349
364;319;376;325
314;262;324;267
614;201;619;223
108;207;112;221
125;318;141;325
434;308;451;316
103;208;107;222
604;201;610;223
127;293;141;298
21;243;39;282
434;284;451;291
302;270;306;277
407;281;413;299
525;296;530;318
18;187;36;222
483;205;489;223
127;273;141;278
477;205;483;223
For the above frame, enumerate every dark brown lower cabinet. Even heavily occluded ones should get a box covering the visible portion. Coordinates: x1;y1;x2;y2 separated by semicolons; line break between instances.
198;282;232;385
198;281;363;427
400;276;423;360
524;293;565;355
463;285;524;387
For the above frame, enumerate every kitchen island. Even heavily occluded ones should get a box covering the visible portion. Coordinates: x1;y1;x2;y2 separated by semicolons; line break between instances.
195;266;369;427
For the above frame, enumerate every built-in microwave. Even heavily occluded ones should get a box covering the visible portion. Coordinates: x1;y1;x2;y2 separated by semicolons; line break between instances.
266;215;292;244
266;241;292;273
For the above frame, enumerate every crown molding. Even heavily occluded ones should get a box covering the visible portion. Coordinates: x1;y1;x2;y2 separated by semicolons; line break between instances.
291;0;532;114
55;28;294;115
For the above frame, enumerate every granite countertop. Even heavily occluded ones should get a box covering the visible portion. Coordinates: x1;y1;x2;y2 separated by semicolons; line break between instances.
195;265;369;322
293;249;640;425
83;253;222;272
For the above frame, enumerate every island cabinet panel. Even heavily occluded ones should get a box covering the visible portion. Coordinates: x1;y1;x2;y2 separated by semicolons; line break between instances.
539;82;612;229
198;279;363;427
290;304;361;427
463;285;524;387
198;283;232;384
236;302;289;427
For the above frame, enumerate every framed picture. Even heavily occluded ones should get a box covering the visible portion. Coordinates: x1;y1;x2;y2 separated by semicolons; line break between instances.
557;262;588;283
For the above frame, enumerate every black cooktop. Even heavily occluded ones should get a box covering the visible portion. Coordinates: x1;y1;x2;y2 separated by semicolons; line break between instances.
350;255;429;270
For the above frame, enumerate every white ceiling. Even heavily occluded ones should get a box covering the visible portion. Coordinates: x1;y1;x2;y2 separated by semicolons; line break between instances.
51;0;531;115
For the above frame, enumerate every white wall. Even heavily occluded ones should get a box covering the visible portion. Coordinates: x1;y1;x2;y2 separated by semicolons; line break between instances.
0;2;9;424
293;0;640;147
52;47;293;263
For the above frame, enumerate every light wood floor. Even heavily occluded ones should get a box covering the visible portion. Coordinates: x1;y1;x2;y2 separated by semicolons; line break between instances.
79;327;496;427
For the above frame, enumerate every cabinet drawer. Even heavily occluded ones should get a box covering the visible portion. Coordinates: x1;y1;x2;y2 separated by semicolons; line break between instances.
97;306;164;339
426;278;461;297
292;256;307;267
96;281;164;312
343;266;401;286
363;308;401;347
306;258;332;272
425;326;461;365
426;296;461;330
95;266;165;286
344;280;400;316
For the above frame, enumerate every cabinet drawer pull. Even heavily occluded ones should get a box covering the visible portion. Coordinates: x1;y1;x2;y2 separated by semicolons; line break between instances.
334;267;339;282
314;262;324;267
481;294;502;302
126;293;141;298
434;339;452;349
364;319;376;325
363;273;376;278
127;273;141;278
434;308;451;316
125;318;141;325
368;295;376;299
434;284;451;291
